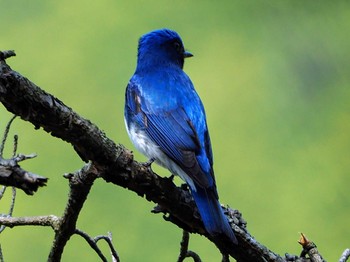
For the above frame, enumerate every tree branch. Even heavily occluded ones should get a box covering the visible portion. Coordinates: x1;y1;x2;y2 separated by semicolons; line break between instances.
339;249;350;262
75;229;120;262
0;156;48;195
0;187;16;234
177;230;202;262
0;115;48;195
0;50;334;261
48;163;98;261
0;215;60;229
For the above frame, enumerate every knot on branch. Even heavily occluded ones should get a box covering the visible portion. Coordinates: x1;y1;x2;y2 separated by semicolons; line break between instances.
0;155;48;195
0;50;16;61
0;116;47;195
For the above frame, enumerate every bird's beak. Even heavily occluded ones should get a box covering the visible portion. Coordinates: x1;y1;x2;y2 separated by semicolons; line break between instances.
184;51;193;58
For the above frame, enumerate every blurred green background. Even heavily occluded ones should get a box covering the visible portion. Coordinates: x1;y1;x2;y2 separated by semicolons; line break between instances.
1;1;349;261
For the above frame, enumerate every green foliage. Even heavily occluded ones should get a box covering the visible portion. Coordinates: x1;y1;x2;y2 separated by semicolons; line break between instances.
1;1;349;261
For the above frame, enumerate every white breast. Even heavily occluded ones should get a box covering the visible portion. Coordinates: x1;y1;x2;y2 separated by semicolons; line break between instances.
124;118;195;190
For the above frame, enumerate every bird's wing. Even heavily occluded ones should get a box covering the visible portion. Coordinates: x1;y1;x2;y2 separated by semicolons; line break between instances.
125;82;214;189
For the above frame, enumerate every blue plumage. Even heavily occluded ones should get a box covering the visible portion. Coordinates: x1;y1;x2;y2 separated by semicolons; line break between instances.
124;29;237;244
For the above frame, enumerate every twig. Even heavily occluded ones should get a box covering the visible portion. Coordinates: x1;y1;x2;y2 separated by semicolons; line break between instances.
298;233;325;262
339;249;350;262
0;244;4;262
95;232;120;262
0;186;6;200
177;230;201;262
75;229;108;262
0;115;16;156
8;187;16;216
12;134;18;157
75;229;120;262
0;187;16;233
0;116;47;194
0;116;18;234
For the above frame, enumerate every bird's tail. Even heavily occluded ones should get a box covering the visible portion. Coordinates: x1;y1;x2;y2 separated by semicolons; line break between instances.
191;186;237;245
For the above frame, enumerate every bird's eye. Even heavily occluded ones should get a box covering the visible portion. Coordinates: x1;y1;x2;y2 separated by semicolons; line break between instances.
173;41;182;53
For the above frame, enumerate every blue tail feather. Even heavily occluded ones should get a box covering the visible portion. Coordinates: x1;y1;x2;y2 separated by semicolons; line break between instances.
191;186;237;244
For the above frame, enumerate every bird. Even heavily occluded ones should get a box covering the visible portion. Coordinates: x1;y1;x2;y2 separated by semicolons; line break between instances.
124;28;237;244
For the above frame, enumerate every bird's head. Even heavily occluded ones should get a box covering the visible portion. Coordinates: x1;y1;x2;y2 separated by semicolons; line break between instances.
136;29;193;70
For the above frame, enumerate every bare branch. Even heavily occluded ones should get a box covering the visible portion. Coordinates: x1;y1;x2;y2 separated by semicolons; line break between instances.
12;134;18;157
297;233;325;262
339;249;350;262
0;156;47;195
48;163;99;261
177;230;201;262
94;232;120;262
75;229;120;262
0;215;60;230
0;53;119;166
0;115;16;156
0;244;4;262
0;186;6;200
0;187;16;233
8;187;16;219
0;116;47;194
75;229;109;262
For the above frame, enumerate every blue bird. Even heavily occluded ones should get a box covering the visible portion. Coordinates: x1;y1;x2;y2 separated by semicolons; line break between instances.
124;29;237;244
